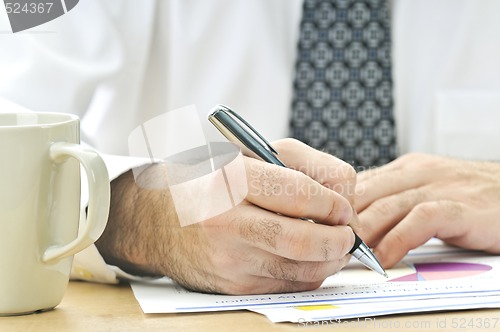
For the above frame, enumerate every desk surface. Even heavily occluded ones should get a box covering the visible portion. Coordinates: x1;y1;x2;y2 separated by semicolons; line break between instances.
1;281;499;332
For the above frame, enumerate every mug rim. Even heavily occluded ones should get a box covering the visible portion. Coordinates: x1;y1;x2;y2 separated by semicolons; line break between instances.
0;112;79;128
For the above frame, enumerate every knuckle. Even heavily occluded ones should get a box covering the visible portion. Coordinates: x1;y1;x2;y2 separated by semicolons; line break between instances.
368;198;394;218
277;137;302;148
412;202;441;221
282;228;313;259
322;158;356;185
272;138;303;153
338;162;357;181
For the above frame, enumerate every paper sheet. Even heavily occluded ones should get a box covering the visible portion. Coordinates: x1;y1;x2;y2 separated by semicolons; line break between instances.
252;295;500;323
130;239;500;322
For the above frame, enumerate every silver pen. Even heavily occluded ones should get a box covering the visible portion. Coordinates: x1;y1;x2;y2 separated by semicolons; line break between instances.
208;104;388;278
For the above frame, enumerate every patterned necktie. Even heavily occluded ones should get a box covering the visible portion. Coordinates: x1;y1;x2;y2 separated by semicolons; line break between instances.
290;0;396;170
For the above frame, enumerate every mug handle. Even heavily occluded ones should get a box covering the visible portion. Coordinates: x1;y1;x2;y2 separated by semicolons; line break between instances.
42;142;110;264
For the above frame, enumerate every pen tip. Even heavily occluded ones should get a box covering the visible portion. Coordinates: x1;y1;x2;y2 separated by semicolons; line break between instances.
383;272;389;278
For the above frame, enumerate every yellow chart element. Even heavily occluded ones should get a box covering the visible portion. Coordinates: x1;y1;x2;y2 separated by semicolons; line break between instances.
295;304;339;311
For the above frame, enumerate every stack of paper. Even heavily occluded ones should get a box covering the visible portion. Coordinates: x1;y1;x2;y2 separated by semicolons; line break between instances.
130;239;500;323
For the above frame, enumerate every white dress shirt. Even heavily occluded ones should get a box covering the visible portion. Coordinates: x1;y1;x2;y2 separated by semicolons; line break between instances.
1;0;499;282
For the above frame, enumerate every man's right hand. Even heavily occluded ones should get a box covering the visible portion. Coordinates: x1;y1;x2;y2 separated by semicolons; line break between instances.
96;139;357;295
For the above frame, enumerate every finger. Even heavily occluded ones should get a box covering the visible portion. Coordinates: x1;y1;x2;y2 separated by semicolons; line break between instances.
220;245;350;284
356;155;405;183
272;138;357;202
356;152;438;183
434;205;500;253
209;238;349;293
357;179;485;247
356;153;452;212
355;167;440;212
217;203;355;262
245;157;353;226
185;260;326;295
357;187;430;246
372;200;464;268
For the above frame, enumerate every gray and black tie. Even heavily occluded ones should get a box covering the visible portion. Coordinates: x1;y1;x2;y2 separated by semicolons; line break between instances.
290;0;397;170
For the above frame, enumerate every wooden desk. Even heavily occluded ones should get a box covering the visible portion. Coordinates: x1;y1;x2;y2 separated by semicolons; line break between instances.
1;281;499;332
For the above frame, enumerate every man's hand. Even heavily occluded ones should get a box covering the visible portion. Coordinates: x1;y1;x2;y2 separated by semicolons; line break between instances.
355;153;500;268
96;139;357;295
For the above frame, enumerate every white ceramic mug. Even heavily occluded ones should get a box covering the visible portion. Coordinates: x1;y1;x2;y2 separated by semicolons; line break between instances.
0;112;110;316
